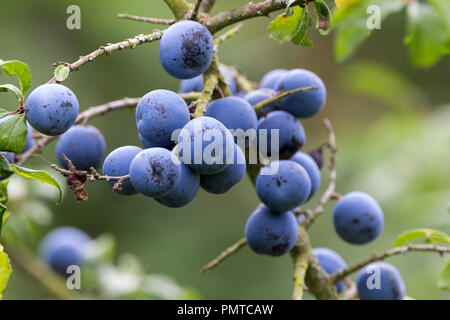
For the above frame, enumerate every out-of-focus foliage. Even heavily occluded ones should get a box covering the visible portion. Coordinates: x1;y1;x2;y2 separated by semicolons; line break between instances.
0;0;448;299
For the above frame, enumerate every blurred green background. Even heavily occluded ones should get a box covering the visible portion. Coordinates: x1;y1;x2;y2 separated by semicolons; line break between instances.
1;0;449;299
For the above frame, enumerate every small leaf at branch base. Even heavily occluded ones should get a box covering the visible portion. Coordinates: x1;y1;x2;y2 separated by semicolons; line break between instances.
268;6;304;43
0;84;22;100
0;60;32;95
54;65;71;82
0;114;27;153
438;260;450;290
10;165;63;205
313;0;332;35
292;9;313;47
405;2;449;68
0;244;12;300
393;228;450;247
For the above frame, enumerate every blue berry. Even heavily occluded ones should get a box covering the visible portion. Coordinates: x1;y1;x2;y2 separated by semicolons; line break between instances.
260;69;288;90
179;75;204;93
313;248;347;292
25;84;79;136
245;205;298;256
245;89;278;116
177;116;234;175
257;110;306;158
356;262;406;300
275;69;327;118
156;163;200;208
200;144;246;194
56;125;106;171
139;132;160;149
179;65;237;95
159;21;214;79
129;147;181;198
102;146;143;195
333;192;384;245
205;96;258;144
290;151;321;199
256;160;311;212
39;227;91;275
136;90;190;147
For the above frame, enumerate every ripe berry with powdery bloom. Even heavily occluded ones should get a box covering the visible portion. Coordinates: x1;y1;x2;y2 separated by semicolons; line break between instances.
102;146;143;195
333;191;384;245
256;160;311;212
257;110;306;158
275;69;326;118
245;205;298;256
205;96;258;144
290;151;321;199
200;144;246;194
56;125;106;171
260;69;288;90
129;147;181;198
177;117;234;175
156;163;200;208
356;262;406;300
136;89;190;147
159;21;214;79
25;84;79;136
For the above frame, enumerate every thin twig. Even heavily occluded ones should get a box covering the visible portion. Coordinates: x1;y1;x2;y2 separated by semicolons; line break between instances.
117;14;175;25
253;86;318;113
331;244;450;282
47;30;164;83
190;0;204;20
214;24;244;46
50;164;129;183
204;0;286;34
200;238;247;274
304;119;337;228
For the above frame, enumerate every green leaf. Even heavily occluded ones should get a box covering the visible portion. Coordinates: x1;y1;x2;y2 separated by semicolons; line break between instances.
394;228;450;247
438;260;450;290
0;153;13;177
0;60;32;96
313;0;332;35
405;2;449;68
0;114;27;153
0;203;7;236
0;244;12;300
333;0;405;63
0;84;22;100
0;108;9;120
10;164;62;204
54;65;70;82
292;8;313;47
268;6;304;43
